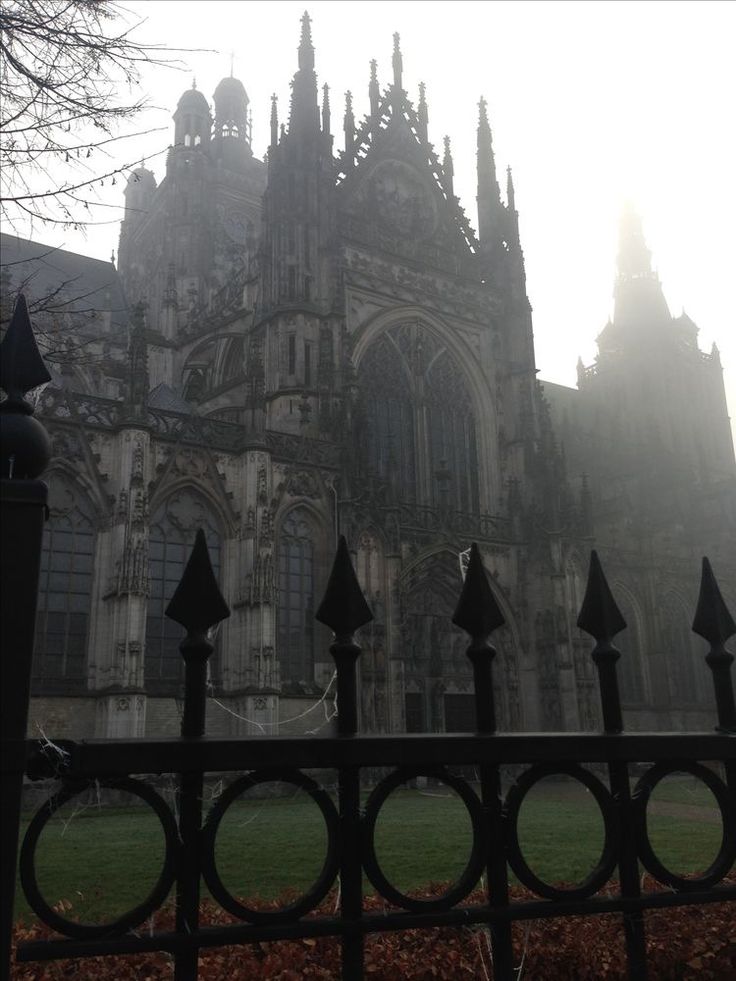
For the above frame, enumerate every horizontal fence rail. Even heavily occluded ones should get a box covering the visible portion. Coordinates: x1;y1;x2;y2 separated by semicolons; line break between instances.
6;537;736;981
1;295;735;981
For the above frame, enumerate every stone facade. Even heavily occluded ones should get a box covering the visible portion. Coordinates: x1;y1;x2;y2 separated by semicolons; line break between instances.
2;16;734;740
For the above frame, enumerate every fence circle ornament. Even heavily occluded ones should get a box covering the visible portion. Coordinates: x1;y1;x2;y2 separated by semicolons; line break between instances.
632;761;736;891
362;767;486;911
504;763;619;900
19;777;178;939
201;768;340;923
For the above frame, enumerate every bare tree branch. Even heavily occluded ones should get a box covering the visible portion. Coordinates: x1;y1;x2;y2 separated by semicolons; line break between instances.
0;0;200;230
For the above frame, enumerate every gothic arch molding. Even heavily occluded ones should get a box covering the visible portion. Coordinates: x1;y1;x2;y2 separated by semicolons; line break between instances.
44;460;107;525
352;304;499;507
149;477;234;540
149;443;239;538
274;497;331;544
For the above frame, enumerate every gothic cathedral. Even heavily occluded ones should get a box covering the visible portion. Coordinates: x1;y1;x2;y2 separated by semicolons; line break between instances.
6;14;735;740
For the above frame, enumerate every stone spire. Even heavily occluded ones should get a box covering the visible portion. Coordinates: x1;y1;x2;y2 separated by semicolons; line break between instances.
344;90;355;155
477;96;501;246
506;165;520;247
319;83;328;132
392;32;403;90
617;203;654;280
369;58;380;120
613;205;671;328
289;10;319;136
270;93;278;148
298;9;314;71
417;82;428;142
506;165;515;212
443;135;454;198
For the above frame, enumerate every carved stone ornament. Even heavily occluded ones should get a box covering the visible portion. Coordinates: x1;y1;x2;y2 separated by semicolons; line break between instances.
366;161;437;240
283;467;321;499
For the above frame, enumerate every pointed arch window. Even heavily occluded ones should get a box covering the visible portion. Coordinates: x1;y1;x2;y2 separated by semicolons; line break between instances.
33;475;96;694
426;347;479;512
357;331;416;501
277;510;315;686
357;322;479;511
146;489;222;694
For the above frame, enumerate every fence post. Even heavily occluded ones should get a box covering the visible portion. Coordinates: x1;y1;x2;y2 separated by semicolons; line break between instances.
578;550;648;981
166;529;230;981
0;296;51;981
316;536;373;981
692;557;736;791
452;543;515;981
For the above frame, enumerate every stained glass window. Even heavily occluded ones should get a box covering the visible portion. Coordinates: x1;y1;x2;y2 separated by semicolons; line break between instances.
358;332;416;500
33;476;96;693
277;510;315;685
426;349;479;512
357;322;479;510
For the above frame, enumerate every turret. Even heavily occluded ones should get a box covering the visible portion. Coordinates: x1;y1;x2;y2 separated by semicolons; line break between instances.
173;83;211;149
118;165;157;280
212;74;252;168
122;166;156;224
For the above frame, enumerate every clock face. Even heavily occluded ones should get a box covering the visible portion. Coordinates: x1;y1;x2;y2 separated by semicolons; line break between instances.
368;161;437;239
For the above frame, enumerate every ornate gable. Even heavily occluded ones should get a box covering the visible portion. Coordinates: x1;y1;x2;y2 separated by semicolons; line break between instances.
335;52;478;270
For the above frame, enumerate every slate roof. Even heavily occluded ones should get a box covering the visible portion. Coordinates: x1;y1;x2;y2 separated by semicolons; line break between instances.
147;382;193;414
0;233;128;330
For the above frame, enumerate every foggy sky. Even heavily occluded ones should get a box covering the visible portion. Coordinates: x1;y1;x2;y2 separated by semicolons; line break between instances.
12;0;736;429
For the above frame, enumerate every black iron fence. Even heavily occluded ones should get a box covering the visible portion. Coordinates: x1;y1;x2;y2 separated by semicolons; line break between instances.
1;297;735;981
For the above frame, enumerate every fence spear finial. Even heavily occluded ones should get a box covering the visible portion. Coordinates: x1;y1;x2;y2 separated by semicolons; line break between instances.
577;549;626;641
166;529;230;636
0;294;52;479
693;557;735;735
316;536;372;738
578;550;626;733
453;543;504;734
316;535;373;638
452;542;505;638
692;557;736;647
167;529;229;740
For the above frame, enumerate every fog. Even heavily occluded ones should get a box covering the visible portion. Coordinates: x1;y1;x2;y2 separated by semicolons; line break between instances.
11;0;736;429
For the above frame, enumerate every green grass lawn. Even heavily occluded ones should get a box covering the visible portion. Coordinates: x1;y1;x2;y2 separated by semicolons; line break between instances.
644;772;721;807
14;775;727;926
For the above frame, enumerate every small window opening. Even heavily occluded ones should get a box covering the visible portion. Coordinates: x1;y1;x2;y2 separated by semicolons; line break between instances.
304;342;312;387
288;334;296;375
